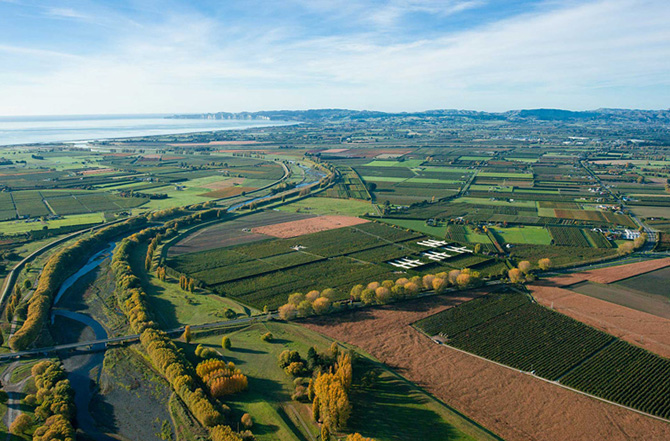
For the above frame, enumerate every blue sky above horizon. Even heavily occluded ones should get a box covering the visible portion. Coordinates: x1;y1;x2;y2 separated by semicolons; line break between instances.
0;0;668;115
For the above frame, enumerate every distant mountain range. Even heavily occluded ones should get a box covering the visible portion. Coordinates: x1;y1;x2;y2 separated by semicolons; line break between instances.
168;108;670;124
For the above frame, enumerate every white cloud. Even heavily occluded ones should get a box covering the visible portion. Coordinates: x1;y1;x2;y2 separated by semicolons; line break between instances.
1;0;669;115
46;7;90;20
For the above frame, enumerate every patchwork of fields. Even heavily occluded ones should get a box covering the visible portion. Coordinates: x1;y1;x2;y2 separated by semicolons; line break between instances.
167;213;508;309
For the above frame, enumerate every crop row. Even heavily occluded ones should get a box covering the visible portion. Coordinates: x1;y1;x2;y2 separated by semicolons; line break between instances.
445;225;468;243
561;340;670;419
547;226;591;247
415;292;528;337
12;191;51;217
215;257;398;309
442;253;489;269
583;229;614;248
191;251;323;285
447;302;614;380
222;222;421;260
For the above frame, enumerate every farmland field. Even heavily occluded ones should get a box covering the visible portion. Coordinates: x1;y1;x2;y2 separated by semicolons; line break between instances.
615;266;670;298
168;219;426;309
5;109;670;441
167;210;314;256
491;226;552;245
569;268;670;319
415;292;670;419
278;196;375;216
304;292;670;441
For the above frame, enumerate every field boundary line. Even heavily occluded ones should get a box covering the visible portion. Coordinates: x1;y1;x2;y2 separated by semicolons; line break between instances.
432;337;670;425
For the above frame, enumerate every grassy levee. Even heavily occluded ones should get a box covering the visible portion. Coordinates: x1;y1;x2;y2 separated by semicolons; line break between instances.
7;216;148;351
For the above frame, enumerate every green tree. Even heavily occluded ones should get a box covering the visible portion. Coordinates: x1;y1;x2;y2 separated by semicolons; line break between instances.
221;336;231;350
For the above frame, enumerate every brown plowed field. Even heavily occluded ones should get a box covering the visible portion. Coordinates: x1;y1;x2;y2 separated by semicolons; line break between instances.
167;211;315;256
303;295;670;441
529;282;670;358
252;215;368;238
551;257;670;286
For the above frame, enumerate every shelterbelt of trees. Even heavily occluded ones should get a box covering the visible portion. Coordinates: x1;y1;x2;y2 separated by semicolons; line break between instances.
25;361;76;441
9;217;148;350
8;205;224;352
111;208;247;437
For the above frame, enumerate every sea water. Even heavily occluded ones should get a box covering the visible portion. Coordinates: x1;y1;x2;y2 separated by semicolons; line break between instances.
0;114;293;146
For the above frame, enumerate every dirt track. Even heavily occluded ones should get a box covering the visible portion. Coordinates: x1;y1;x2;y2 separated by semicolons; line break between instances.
303;295;670;441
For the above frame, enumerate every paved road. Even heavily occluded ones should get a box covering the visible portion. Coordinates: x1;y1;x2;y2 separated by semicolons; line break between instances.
1;361;31;438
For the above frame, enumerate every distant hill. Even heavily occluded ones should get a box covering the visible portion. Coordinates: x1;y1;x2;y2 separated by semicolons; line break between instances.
168;108;670;124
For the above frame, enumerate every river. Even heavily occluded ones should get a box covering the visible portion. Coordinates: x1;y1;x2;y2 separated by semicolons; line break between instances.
52;242;117;441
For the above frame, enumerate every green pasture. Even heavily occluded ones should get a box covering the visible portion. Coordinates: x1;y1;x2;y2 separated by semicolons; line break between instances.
417;166;474;174
514;188;560;195
491;226;552;245
0;212;105;235
140;186;214;210
278;197;374;216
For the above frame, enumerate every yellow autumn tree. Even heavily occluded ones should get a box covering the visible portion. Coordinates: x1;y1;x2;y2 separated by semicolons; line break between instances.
538;258;552;271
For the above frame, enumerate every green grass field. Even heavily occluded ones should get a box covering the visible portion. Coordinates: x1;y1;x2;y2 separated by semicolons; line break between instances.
131;242;252;328
278;197;375;216
463;226;492;244
139;185;215;210
417;167;475;174
0;212;105;235
491;226;552;245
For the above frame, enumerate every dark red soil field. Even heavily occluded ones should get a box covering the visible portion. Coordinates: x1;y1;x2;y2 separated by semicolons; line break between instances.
303;294;670;441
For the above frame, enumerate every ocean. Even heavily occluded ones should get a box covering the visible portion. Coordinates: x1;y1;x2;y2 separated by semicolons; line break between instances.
0;114;293;146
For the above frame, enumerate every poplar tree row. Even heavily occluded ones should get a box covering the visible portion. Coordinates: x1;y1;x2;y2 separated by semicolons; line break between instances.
9;217;147;350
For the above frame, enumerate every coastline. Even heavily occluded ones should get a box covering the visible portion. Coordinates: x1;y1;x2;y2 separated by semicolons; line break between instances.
0;115;296;147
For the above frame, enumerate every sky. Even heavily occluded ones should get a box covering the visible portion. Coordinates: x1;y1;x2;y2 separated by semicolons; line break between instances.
0;0;669;115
